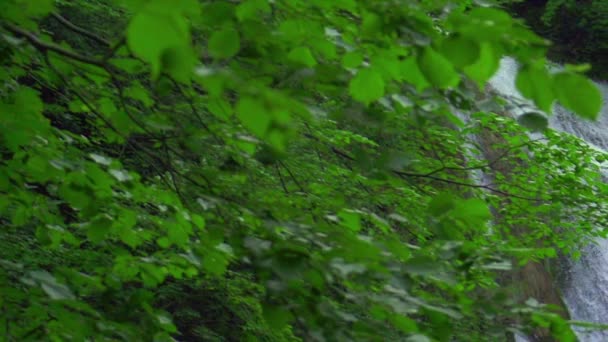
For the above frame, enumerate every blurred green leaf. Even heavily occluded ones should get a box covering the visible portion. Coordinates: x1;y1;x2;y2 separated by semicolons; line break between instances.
554;72;602;120
418;47;460;89
349;68;385;105
208;27;241;59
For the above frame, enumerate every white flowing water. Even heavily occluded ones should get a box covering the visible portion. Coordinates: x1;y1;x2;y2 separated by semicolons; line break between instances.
489;58;608;341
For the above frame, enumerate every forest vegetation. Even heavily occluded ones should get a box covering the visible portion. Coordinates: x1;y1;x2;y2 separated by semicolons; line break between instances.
0;0;606;341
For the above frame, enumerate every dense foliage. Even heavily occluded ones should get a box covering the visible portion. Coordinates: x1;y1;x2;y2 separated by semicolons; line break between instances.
0;0;605;340
507;0;608;79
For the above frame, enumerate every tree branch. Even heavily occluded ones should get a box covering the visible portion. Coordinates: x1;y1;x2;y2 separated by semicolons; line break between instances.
3;23;106;67
418;137;547;177
327;144;539;201
276;165;289;194
279;161;305;192
50;12;110;47
392;170;538;200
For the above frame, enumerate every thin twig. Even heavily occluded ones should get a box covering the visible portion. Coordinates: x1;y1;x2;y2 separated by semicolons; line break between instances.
329;145;539;201
276;165;289;194
164;142;191;209
44;53;195;195
417;138;547;177
278;160;305;192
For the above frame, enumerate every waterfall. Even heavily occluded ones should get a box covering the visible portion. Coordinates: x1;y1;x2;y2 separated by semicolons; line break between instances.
489;58;608;341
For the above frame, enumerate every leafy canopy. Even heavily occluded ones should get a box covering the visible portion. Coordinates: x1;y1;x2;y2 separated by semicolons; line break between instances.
0;0;605;341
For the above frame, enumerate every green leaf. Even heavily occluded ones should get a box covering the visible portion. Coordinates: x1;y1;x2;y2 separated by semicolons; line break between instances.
263;305;293;332
277;19;310;42
438;35;480;69
287;46;317;67
370;51;402;82
312;39;337;60
206;97;233;119
417;47;460;89
168;223;189;247
14;86;44;115
11;205;29;226
157;237;170;248
127;8;191;77
236;97;271;137
26;0;55;17
208;27;241;59
119;229;139;248
161;46;197;83
361;12;381;36
349;68;385;105
338;209;361;232
553;72;602;120
125;82;154;107
451;198;492;235
399;57;430;91
342;51;364;68
515;63;555;112
88;215;113;243
428;193;457;216
390;315;418;333
1;0;54;21
464;43;500;88
236;0;271;21
453;7;512;41
518;111;549;132
191;214;206;230
564;63;592;73
457;198;492;221
201;249;229;276
201;2;235;25
59;183;92;211
116;209;139;247
111;57;145;73
0;87;49;151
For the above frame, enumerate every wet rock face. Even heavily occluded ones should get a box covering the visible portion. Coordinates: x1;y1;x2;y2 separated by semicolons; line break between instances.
520;262;568;317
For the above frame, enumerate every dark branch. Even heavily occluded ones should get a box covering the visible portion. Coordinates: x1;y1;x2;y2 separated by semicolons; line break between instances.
327;145;539;201
276;165;289;194
392;170;539;200
50;12;111;47
418;137;547;177
279;161;305;192
3;23;106;67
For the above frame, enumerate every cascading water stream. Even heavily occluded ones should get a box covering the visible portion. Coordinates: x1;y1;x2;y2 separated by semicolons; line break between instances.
489;58;608;341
